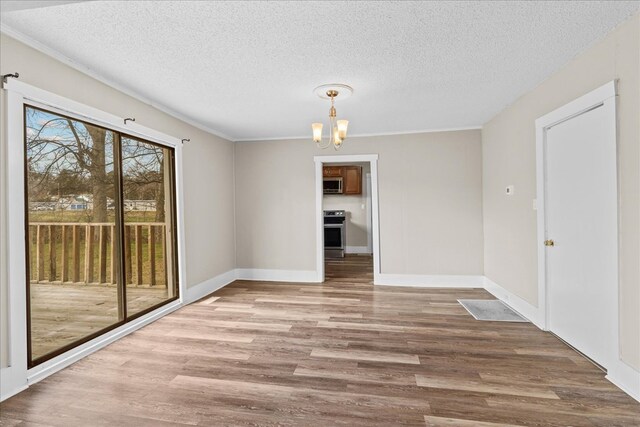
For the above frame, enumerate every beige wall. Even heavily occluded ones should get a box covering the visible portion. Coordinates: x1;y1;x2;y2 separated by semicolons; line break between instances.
482;14;640;369
235;130;484;275
323;162;371;249
0;34;236;365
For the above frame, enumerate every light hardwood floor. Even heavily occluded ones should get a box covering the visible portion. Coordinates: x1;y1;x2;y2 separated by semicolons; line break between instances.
29;283;169;359
1;255;638;426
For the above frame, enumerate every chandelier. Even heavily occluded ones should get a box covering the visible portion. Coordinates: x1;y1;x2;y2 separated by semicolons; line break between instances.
311;84;352;150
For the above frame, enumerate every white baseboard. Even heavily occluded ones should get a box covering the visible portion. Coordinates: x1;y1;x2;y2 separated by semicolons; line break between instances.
236;268;320;283
482;276;543;328
345;246;371;254
185;269;238;303
606;358;640;403
186;268;321;300
375;274;484;288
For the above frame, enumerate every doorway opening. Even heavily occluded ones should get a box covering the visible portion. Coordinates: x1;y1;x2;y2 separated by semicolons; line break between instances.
314;155;380;284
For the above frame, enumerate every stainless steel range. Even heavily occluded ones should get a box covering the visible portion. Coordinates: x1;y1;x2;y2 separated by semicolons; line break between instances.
324;210;346;258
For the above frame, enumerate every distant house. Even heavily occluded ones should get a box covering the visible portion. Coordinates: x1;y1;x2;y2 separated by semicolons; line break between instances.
55;194;94;211
30;195;156;212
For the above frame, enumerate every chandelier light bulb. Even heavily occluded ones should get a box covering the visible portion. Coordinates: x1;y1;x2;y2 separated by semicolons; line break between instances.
333;126;342;145
337;120;349;140
312;123;323;143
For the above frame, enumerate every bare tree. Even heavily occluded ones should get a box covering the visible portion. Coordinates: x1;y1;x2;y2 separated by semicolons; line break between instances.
26;108;167;223
121;137;165;222
26;109;114;222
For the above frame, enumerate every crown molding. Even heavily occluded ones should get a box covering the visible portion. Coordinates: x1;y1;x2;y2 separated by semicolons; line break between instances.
235;125;483;143
0;23;235;142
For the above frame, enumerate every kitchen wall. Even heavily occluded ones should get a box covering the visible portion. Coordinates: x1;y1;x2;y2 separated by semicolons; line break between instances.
235;130;484;276
0;34;236;367
323;162;371;251
482;13;639;369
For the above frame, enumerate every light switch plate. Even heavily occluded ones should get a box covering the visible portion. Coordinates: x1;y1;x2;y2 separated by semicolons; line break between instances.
505;185;515;196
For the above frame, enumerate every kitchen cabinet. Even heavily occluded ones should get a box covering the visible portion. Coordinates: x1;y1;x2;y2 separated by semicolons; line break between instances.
323;165;362;195
343;166;362;195
323;166;344;177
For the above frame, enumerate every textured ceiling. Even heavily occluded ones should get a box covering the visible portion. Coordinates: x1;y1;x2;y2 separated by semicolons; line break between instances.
1;1;638;141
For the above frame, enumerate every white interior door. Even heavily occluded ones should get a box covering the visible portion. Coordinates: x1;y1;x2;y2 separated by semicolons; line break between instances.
544;101;618;369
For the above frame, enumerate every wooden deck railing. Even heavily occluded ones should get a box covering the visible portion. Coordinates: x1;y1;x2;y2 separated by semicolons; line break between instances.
28;222;168;287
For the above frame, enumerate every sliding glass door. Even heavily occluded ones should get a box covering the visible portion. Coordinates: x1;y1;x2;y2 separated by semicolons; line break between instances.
24;104;179;367
121;136;177;317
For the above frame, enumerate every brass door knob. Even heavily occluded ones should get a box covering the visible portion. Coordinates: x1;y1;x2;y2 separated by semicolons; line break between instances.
544;239;555;247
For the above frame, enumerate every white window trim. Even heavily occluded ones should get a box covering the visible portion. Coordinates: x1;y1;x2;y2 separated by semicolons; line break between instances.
0;79;187;401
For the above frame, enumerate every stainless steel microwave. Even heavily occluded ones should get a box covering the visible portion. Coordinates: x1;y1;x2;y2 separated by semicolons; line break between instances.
323;177;343;194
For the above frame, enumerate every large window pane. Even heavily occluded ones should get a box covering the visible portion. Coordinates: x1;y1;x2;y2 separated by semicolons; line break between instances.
25;105;122;364
24;105;180;367
121;136;177;317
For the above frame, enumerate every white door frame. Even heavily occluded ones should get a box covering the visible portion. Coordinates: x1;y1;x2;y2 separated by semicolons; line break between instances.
314;155;380;284
534;80;618;361
365;173;373;254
